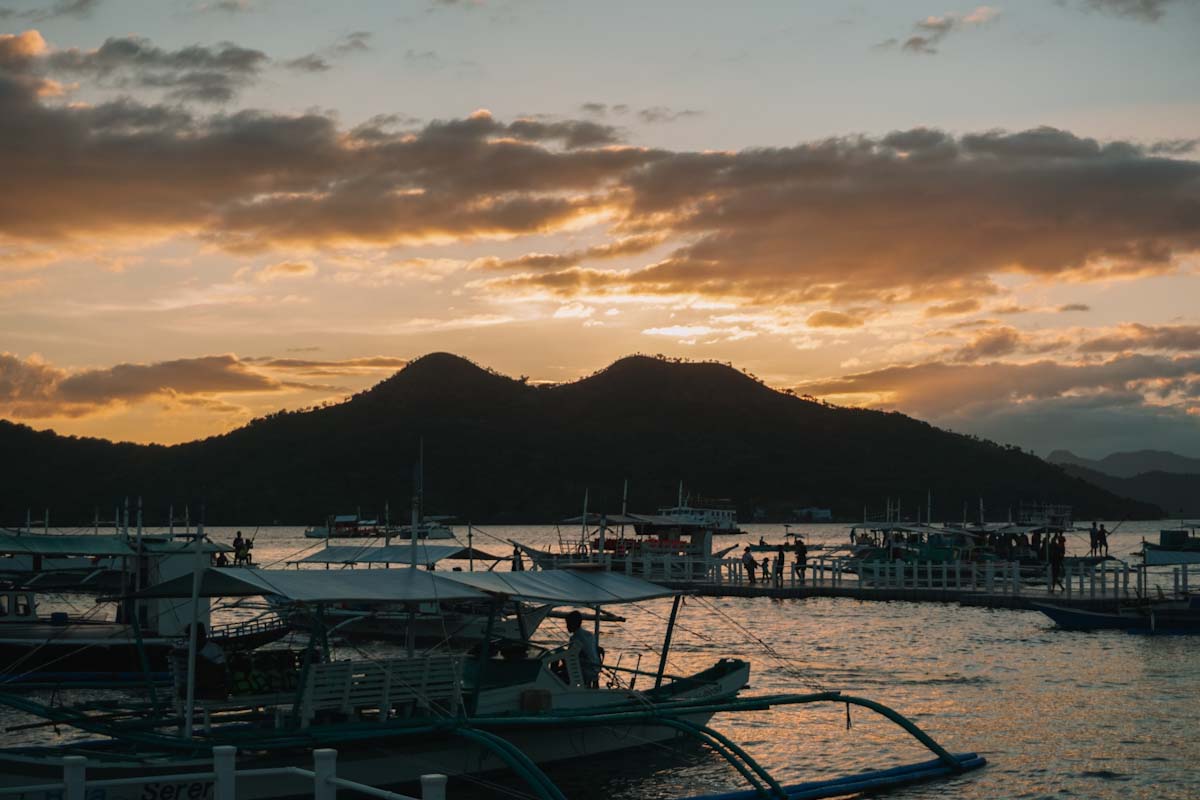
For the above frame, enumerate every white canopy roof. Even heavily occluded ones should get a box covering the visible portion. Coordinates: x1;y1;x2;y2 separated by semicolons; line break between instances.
443;569;676;605
291;544;499;567
128;567;489;603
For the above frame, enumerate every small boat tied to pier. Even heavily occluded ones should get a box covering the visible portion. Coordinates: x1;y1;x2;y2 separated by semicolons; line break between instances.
0;558;988;800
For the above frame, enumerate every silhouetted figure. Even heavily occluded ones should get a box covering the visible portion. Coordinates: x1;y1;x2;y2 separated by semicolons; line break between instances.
793;538;808;582
1097;524;1109;557
742;547;757;584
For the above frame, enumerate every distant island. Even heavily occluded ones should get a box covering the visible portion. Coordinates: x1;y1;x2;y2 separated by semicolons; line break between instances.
2;353;1163;525
1048;449;1200;518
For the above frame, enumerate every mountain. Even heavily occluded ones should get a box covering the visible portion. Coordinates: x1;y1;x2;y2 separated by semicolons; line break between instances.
1047;449;1200;479
1;353;1163;525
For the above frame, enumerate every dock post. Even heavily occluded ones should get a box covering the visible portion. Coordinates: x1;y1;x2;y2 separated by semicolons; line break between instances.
985;561;994;594
970;562;977;590
213;746;237;800
954;561;961;589
1183;565;1190;595
1123;564;1130;598
1174;568;1180;597
894;559;903;589
925;561;932;589
941;562;948;590
314;748;337;800
421;774;449;800
1012;562;1020;595
63;755;86;800
1090;566;1096;600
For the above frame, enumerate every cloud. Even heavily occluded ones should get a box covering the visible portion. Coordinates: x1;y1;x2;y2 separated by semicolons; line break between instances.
1078;323;1200;353
250;356;409;376
0;352;301;418
6;0;100;22
637;106;703;124
798;352;1200;418
806;310;863;328
247;260;317;282
879;6;1000;54
46;35;267;102
3;41;1199;305
1081;0;1179;22
285;31;371;73
1059;303;1091;312
951;326;1024;361
925;299;982;317
471;234;664;271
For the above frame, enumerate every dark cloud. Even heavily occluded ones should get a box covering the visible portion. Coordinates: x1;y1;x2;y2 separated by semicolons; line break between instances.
46;36;267;102
0;352;299;418
1078;323;1200;353
952;326;1023;361
7;0;100;22
283;53;330;72
637;106;703;124
1082;0;1179;22
252;356;409;376
1059;303;1091;312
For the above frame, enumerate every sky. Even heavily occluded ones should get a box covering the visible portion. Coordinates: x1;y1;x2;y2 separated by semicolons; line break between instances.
1;0;1198;457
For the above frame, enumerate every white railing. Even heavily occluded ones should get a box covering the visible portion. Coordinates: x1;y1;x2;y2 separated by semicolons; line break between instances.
0;747;448;800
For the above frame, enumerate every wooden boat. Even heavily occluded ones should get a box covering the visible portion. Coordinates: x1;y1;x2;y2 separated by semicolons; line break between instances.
1034;596;1200;633
1141;525;1200;565
0;567;986;800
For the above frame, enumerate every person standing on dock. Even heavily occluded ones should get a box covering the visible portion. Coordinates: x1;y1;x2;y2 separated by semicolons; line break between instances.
1097;524;1109;557
742;546;757;584
773;546;785;587
1089;522;1099;557
1050;533;1066;592
793;538;808;583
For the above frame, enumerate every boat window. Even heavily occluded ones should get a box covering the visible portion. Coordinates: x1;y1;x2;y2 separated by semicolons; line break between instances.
0;595;8;616
14;595;31;616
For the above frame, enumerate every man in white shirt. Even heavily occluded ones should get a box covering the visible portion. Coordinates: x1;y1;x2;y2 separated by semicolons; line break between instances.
565;610;601;688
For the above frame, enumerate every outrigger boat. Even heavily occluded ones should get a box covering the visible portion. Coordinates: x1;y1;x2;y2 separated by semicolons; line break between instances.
1034;594;1200;633
1140;525;1200;566
0;565;986;799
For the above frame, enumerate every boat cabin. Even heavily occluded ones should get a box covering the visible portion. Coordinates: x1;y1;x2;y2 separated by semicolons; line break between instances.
0;591;35;622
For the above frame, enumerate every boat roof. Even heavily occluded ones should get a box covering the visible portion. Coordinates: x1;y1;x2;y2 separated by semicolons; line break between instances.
125;566;673;605
442;569;676;605
289;544;500;566
0;533;135;557
124;567;490;603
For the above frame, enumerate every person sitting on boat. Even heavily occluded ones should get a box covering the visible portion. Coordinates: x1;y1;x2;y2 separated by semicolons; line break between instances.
213;550;229;568
565;610;601;688
759;536;767;546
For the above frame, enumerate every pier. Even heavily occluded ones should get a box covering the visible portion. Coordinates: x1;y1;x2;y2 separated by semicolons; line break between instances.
530;553;1193;612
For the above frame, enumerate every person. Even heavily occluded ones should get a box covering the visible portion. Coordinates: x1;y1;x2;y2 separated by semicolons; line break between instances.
1089;522;1099;557
773;546;785;587
564;610;601;688
512;545;524;572
1050;533;1066;592
232;531;247;566
1097;524;1109;557
849;529;857;546
793;538;808;582
742;546;757;584
213;550;229;568
758;536;767;546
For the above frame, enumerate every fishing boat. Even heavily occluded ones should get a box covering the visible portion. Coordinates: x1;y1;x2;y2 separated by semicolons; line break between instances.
1140;525;1200;565
0;566;986;800
1034;595;1200;633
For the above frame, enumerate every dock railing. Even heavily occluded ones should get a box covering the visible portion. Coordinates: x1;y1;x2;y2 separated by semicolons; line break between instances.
0;747;448;800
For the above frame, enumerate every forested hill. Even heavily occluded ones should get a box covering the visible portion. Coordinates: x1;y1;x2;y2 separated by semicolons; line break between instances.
1;353;1162;525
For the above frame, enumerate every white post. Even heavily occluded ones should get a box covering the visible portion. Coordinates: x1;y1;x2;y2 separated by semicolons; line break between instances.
421;774;449;800
1090;565;1097;600
925;561;932;589
1100;561;1108;597
1183;565;1190;595
1174;568;1180;597
970;562;977;589
314;748;337;800
63;755;86;800
183;523;205;738
213;746;237;800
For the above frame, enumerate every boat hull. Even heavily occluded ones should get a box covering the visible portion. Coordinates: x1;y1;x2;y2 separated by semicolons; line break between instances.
1034;601;1200;633
1142;545;1200;566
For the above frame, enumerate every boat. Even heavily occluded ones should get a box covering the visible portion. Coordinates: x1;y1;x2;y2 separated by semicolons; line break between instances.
1140;525;1200;565
303;514;391;539
0;566;986;799
1034;595;1200;633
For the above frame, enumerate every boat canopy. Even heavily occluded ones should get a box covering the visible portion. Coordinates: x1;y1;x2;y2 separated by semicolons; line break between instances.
442;569;677;605
0;533;135;557
290;544;500;566
124;567;490;603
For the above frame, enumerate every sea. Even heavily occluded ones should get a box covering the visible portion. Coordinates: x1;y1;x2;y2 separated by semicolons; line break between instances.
5;520;1197;800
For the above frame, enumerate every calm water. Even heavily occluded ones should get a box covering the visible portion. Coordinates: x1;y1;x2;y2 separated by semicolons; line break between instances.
6;521;1197;799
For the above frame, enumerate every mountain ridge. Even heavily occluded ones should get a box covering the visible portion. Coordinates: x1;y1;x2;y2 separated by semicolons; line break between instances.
1;354;1163;524
1047;449;1200;479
